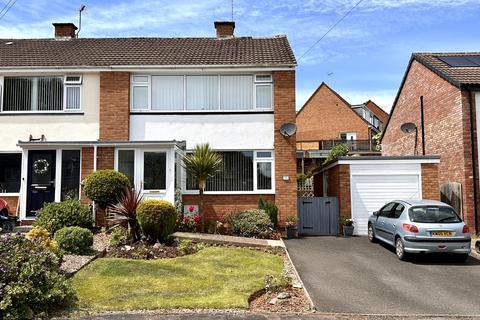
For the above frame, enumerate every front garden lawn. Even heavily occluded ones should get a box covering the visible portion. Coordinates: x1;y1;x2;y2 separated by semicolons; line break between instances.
72;246;283;311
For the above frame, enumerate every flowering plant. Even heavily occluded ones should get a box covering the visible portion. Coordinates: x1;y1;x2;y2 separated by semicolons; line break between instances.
177;213;201;232
339;217;354;226
285;215;297;228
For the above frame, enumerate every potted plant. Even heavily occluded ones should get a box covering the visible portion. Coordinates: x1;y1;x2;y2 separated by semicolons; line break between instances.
285;215;298;239
340;216;354;237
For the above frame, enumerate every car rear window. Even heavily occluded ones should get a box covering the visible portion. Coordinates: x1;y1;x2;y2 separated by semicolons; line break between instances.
408;206;461;223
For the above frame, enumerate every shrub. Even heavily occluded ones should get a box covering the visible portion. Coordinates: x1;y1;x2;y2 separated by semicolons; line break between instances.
231;209;273;238
82;170;130;209
323;144;349;165
137;200;177;243
258;198;278;228
108;226;128;247
0;234;75;319
177;240;205;256
54;226;93;255
25;226;59;252
34;199;93;235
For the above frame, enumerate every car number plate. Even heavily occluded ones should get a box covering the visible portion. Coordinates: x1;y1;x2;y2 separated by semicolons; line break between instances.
431;231;452;237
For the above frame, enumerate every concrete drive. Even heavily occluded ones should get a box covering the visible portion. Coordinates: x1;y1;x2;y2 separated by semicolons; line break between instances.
285;237;480;315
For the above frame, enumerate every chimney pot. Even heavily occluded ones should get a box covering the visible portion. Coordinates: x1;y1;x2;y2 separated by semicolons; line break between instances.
214;21;235;38
53;23;78;39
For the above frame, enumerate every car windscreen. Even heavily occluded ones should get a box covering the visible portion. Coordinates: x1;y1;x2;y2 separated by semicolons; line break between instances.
408;206;461;223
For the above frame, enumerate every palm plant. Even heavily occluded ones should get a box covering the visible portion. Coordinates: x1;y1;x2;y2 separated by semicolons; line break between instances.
109;188;143;243
182;144;222;232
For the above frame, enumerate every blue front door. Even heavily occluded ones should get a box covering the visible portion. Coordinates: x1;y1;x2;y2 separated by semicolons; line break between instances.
27;150;56;217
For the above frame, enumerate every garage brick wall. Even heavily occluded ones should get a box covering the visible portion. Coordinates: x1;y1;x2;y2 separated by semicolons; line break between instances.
381;59;477;230
325;164;351;218
421;163;440;200
296;83;370;144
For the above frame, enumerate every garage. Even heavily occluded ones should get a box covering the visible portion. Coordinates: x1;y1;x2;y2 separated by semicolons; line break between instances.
318;156;440;235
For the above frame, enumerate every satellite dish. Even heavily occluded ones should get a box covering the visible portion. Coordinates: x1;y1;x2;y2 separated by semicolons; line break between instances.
400;122;417;133
279;122;297;137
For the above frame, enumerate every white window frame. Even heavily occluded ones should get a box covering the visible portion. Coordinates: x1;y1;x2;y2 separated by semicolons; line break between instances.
0;74;83;113
131;75;151;111
183;149;275;195
130;73;273;112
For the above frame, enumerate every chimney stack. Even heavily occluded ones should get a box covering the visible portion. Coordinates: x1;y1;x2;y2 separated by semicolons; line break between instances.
53;23;78;39
214;21;235;38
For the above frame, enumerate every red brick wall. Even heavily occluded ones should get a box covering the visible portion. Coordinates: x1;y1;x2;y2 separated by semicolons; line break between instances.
182;194;275;222
421;163;440;200
296;83;370;143
2;196;19;216
80;147;94;205
273;71;297;225
325;164;351;218
97;147;114;170
100;72;130;141
382;60;477;230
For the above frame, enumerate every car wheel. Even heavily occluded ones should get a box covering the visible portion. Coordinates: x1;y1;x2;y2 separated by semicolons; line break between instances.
368;224;376;243
395;237;408;261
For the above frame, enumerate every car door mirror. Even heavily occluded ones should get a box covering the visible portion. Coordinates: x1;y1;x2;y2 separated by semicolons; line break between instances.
373;211;379;216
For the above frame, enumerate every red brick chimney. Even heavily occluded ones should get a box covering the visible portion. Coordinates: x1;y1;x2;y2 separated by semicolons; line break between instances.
53;23;77;39
214;21;235;38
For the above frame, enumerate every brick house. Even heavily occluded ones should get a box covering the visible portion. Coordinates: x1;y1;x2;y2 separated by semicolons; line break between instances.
382;52;480;233
0;21;297;226
296;82;387;158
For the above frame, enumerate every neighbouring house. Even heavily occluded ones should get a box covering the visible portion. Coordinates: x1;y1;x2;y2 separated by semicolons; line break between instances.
295;82;388;196
0;21;297;226
314;156;440;235
382;52;480;233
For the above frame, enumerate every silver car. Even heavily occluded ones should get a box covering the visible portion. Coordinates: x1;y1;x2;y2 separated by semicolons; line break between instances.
368;199;471;261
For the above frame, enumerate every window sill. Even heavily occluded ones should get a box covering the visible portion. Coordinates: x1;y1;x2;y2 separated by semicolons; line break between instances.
0;112;84;116
182;190;275;195
0;192;20;197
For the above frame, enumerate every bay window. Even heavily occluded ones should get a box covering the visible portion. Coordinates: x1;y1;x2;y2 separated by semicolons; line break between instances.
131;73;272;111
186;150;274;192
1;75;82;112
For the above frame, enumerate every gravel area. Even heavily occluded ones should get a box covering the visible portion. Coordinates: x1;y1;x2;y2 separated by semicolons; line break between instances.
93;232;109;253
60;254;96;275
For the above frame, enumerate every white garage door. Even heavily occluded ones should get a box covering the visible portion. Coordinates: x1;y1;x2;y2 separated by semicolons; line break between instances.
351;174;420;235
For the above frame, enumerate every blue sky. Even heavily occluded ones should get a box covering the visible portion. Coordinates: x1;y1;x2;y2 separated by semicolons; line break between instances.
1;0;479;111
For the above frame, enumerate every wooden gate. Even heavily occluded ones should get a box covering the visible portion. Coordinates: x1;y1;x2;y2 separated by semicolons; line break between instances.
297;197;339;236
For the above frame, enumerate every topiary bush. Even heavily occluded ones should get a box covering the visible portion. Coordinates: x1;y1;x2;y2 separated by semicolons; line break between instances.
137;200;177;243
0;234;75;319
34;199;93;235
231;208;273;238
82;170;130;209
54;226;93;255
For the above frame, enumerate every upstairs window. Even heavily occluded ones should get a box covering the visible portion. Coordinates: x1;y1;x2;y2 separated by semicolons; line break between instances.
131;73;272;112
1;75;82;112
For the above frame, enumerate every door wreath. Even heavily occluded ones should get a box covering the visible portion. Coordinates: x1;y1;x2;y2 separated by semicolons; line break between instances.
33;159;50;175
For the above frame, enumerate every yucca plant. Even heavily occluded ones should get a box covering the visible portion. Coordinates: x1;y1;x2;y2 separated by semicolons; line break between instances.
109;188;143;243
182;144;222;232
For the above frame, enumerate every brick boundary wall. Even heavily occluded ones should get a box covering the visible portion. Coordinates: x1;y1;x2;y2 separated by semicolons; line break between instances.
273;71;297;226
99;72;130;141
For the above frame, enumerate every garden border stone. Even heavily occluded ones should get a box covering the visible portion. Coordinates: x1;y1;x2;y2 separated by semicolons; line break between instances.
173;232;284;248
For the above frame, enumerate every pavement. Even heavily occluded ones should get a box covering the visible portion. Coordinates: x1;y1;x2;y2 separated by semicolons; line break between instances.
284;236;480;316
79;311;480;319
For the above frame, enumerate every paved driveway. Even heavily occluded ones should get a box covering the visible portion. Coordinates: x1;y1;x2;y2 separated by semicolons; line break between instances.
285;236;480;315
